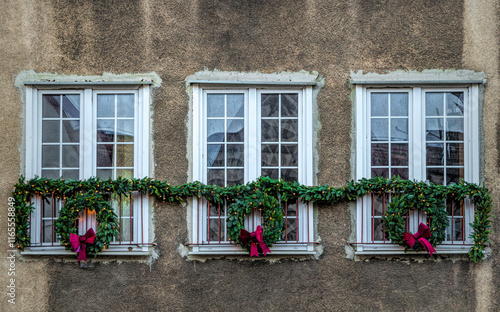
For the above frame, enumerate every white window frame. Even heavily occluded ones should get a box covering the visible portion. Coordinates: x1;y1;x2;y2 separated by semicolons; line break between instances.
190;83;315;255
23;83;151;255
354;82;481;255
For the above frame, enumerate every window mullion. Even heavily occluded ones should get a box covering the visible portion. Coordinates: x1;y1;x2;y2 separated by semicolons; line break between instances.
82;89;94;179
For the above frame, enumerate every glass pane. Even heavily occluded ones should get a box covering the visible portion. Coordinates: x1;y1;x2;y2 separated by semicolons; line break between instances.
261;144;279;167
41;170;60;179
285;200;297;216
42;146;60;168
119;219;132;242
207;119;224;142
446;218;463;241
42;95;60;118
97;144;113;167
62;95;80;118
261;119;279;142
281;94;298;117
96;169;113;180
227;94;244;117
207;94;225;117
391;143;408;166
209;201;225;216
390;93;408;116
446;92;464;117
207;169;224;186
43;220;55;243
371;93;388;116
447;143;464;166
42;120;60;143
371;168;388;178
371;143;388;166
391;118;408;141
116;169;133;179
207;144;225;167
373;194;386;216
261;94;279;117
116;144;134;167
447;200;463;216
392;167;408;179
62;120;80;143
426;118;444;141
117;94;134;117
281;119;298;142
227;144;244;167
446;168;463;185
281;144;298;167
281;169;298;182
227;119;244;142
97;119;115;142
446;118;464;141
426;92;444;116
209;219;225;241
426;143;444;166
97;95;115;117
227;169;244;186
371;118;388;141
43;196;59;218
62;145;79;167
427;168;444;185
62;170;79;180
117;119;134;142
285;219;297;241
261;168;279;180
373;218;385;241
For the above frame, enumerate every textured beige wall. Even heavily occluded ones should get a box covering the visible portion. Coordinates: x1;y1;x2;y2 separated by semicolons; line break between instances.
0;0;497;311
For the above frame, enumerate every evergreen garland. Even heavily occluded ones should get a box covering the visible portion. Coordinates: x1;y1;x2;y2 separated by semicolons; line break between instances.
11;176;492;262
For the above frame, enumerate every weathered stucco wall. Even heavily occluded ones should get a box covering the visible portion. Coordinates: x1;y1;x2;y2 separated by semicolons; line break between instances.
0;0;498;311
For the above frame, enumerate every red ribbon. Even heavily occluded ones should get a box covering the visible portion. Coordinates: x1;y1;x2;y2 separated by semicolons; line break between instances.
70;228;96;262
239;225;271;257
403;223;436;256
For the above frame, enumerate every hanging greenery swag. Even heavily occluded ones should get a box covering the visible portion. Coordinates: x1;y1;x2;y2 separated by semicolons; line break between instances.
11;176;492;262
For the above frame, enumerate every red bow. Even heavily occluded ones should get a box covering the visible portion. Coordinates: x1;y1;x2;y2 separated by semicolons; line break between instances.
239;225;271;257
70;228;96;262
403;223;436;256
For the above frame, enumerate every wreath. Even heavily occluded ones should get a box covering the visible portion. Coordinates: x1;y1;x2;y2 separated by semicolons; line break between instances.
55;190;119;257
227;190;284;254
382;182;449;252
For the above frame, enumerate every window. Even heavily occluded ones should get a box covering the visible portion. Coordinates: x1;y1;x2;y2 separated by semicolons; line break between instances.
24;82;152;255
353;71;484;254
190;80;316;255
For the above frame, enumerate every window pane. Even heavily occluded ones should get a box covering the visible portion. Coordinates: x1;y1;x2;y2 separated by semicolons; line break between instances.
261;94;279;117
391;143;408;166
371;143;389;166
446;92;464;117
117;119;134;142
261;144;279;167
42;120;60;143
227;144;244;167
207;119;224;142
207;169;224;186
391;167;408;179
97;95;115;117
227;169;244;186
62;95;80;118
281;144;298;167
96;169;113;179
446;118;464;141
42;146;60;168
42;95;60;118
227;119;244;142
447;143;464;166
116;169;133;179
97;119;115;142
371;93;388;116
281;94;298;117
371;168;388;178
391;118;408;141
62;169;79;180
97;144;113;167
426;143;444;166
426;92;444;116
371;118;388;141
116;144;134;167
285;219;297;241
261;119;279;142
261;168;279;180
427;168;444;185
390;93;408;116
227;94;244;117
373;218;385;241
281;169;298;182
446;168;463;185
209;219;225;241
281;119;298;142
62;120;80;143
117;94;134;117
207;94;225;117
426;118;444;141
207;144;225;167
42;170;60;179
62;145;79;167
